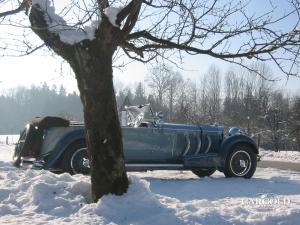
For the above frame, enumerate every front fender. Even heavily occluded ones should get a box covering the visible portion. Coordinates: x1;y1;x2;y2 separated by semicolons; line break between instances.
43;129;85;169
218;134;258;170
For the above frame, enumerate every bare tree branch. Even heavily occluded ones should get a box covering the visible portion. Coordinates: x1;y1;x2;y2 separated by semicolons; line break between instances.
120;0;142;37
29;3;73;59
1;0;300;78
121;0;300;77
0;0;30;18
98;0;109;12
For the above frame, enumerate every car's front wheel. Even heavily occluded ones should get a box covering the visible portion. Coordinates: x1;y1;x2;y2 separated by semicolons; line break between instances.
224;144;257;178
61;141;90;175
192;168;216;178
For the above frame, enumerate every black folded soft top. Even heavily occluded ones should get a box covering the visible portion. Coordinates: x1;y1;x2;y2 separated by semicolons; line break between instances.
31;116;70;129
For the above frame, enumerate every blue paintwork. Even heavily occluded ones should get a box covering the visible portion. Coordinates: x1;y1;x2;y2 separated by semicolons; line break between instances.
217;134;258;169
159;122;201;130
14;105;258;173
32;124;257;170
42;128;85;169
219;134;258;155
184;153;221;168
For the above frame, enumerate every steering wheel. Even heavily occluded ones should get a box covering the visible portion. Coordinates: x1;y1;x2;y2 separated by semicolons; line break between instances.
134;113;144;127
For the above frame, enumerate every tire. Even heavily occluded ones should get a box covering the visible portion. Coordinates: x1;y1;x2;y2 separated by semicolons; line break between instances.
60;141;90;175
192;168;216;178
224;144;257;179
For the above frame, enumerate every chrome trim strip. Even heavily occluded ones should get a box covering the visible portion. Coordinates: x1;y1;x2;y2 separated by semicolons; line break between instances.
195;134;202;155
125;163;184;168
20;157;36;162
33;160;45;168
183;133;191;156
158;128;201;132
205;136;212;153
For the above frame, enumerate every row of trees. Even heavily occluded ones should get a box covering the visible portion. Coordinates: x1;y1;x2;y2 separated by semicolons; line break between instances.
1;63;299;151
116;63;300;152
0;83;82;134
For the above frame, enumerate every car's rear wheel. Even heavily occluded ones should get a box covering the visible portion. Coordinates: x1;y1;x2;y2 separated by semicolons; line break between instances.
224;144;257;178
61;141;90;175
192;168;216;177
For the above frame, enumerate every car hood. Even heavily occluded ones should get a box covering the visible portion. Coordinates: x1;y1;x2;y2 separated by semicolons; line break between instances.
160;122;201;130
160;122;224;133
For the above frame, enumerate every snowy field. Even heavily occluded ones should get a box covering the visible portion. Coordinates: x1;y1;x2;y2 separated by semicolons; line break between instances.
1;141;300;224
259;149;300;163
0;135;19;145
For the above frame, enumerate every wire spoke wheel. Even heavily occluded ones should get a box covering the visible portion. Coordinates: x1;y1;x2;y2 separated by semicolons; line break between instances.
61;141;90;175
70;147;90;175
224;144;257;179
229;150;251;176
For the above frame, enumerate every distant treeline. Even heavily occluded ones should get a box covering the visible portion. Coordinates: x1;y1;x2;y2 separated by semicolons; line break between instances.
1;63;300;151
0;83;83;134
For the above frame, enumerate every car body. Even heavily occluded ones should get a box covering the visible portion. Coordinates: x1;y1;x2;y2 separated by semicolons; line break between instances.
13;104;258;178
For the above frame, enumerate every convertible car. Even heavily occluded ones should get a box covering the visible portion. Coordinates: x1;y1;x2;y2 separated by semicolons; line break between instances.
13;104;258;178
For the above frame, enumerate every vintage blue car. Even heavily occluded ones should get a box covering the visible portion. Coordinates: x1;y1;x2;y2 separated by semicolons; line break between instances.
13;104;258;178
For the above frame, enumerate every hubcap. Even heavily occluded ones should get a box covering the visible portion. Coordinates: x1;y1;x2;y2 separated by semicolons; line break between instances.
70;148;90;174
230;150;251;176
240;160;246;168
82;158;90;168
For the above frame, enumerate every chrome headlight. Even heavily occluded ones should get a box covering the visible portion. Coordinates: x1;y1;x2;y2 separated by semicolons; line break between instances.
228;127;242;136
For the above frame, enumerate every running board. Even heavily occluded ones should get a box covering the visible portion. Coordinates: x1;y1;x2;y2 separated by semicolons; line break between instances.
184;153;221;168
125;163;184;171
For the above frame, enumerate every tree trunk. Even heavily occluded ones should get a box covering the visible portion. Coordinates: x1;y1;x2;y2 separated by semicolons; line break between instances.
28;3;129;202
70;43;129;202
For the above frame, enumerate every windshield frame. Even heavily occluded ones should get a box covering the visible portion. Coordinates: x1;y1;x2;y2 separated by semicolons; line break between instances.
125;104;155;126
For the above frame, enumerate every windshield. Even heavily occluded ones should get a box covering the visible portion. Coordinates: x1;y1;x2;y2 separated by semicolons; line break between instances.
125;104;154;125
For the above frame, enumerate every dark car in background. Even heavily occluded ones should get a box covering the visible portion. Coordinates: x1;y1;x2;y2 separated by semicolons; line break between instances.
13;104;258;178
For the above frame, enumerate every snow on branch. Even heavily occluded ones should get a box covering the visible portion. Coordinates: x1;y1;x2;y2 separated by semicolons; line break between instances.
104;7;123;27
32;0;98;44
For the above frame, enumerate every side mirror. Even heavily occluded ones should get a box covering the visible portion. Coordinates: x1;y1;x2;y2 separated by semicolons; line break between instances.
156;111;164;120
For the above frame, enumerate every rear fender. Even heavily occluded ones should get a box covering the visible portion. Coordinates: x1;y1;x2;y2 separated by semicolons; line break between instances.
218;134;258;169
42;129;85;169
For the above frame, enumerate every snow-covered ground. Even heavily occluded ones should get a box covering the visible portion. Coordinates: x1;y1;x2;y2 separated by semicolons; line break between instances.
1;142;300;224
0;135;19;145
259;149;300;163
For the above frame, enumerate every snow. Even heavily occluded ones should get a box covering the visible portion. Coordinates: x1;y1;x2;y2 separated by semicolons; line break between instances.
31;0;98;44
0;144;14;162
104;7;122;27
0;135;19;145
1;140;300;224
260;149;300;163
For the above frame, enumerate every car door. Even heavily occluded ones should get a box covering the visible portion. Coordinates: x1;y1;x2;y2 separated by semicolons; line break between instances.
122;126;175;163
150;125;176;162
